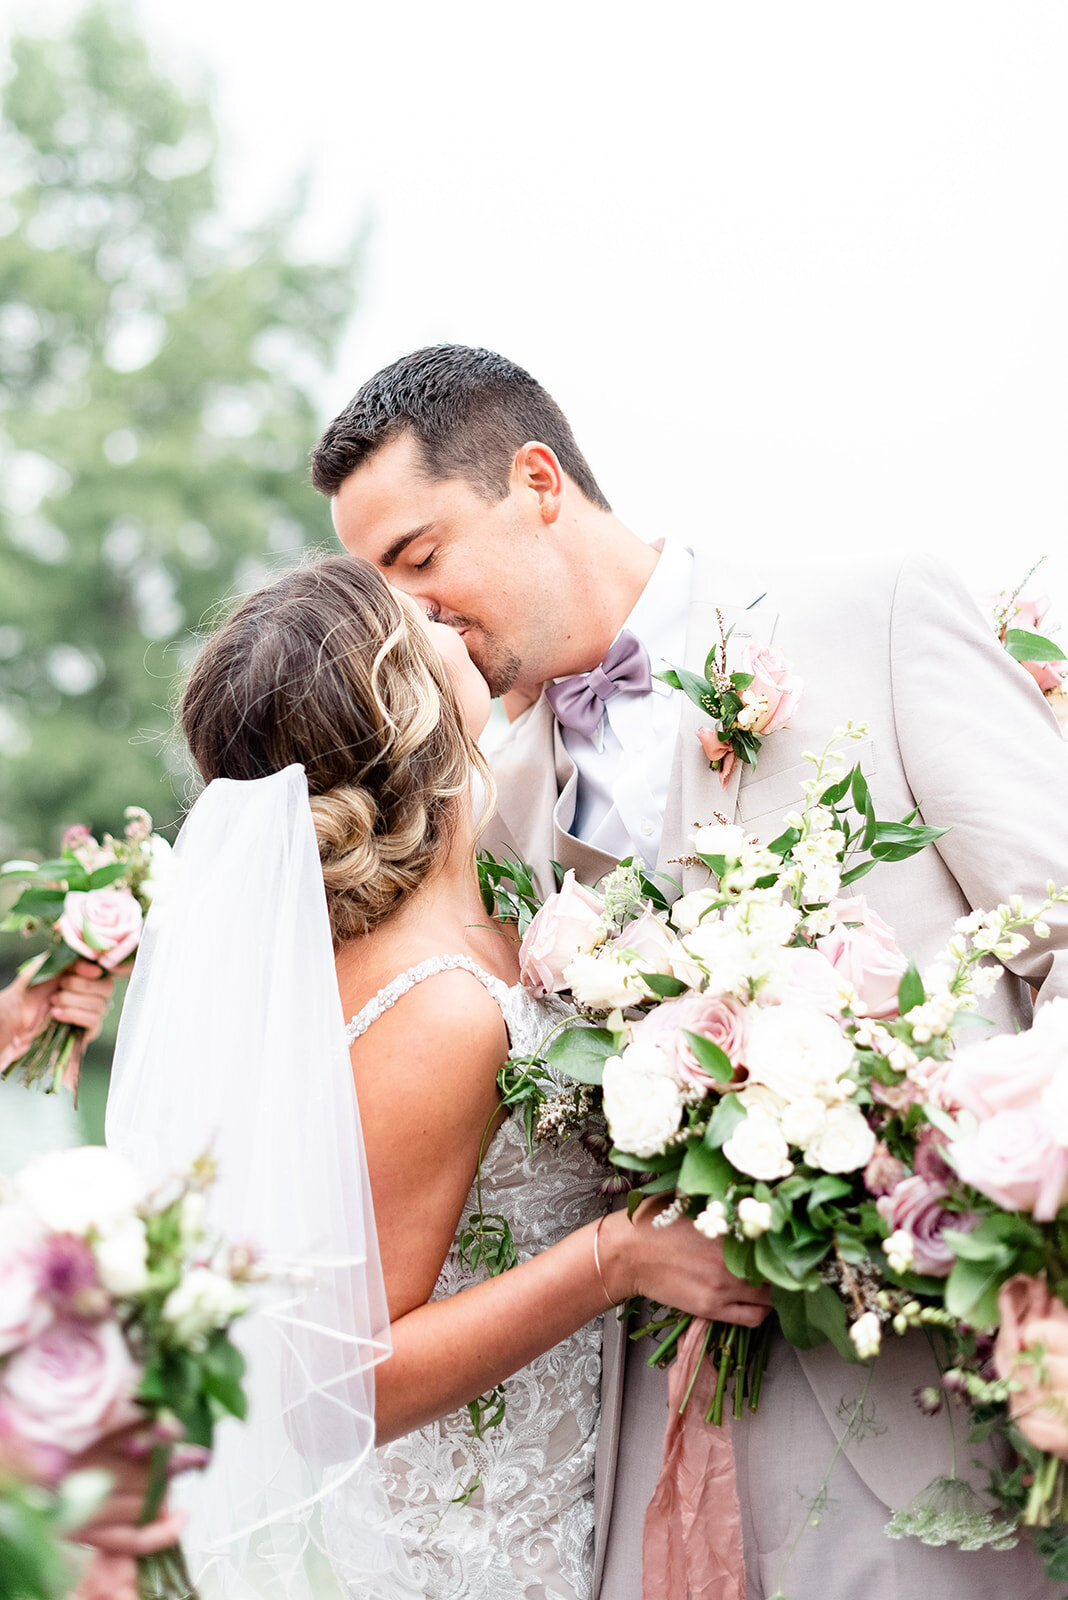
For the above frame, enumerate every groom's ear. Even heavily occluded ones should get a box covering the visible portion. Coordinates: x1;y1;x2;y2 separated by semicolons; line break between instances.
513;442;564;526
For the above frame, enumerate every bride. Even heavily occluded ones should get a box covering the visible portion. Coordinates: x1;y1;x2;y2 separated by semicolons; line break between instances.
107;554;767;1600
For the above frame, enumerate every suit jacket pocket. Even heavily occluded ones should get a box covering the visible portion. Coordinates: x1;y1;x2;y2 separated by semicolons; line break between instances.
736;738;878;828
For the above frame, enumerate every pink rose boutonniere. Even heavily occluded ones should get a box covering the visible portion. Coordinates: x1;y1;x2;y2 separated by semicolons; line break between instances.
658;612;802;787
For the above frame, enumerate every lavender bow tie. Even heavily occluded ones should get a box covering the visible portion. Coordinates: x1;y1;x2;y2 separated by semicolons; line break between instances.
545;629;653;738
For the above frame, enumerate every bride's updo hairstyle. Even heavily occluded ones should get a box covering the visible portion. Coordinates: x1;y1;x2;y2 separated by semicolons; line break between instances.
181;556;491;942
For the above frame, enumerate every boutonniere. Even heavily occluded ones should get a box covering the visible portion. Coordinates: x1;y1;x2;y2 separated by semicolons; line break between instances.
657;610;803;786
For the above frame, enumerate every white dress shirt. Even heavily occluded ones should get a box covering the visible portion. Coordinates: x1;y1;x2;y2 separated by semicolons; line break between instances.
560;540;693;867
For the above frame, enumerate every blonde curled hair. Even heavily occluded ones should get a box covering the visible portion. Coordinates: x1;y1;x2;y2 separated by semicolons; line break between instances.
181;556;494;942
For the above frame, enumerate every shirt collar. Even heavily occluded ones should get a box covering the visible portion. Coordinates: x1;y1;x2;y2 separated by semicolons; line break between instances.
619;539;694;697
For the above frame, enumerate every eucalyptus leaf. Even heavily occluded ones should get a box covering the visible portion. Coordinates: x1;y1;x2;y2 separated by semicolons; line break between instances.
545;1025;616;1085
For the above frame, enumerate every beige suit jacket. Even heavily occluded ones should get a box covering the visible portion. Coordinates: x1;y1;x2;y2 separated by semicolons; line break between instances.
483;551;1068;1596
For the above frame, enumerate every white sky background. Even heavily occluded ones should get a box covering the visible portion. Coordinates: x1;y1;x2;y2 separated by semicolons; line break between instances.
17;1;1068;629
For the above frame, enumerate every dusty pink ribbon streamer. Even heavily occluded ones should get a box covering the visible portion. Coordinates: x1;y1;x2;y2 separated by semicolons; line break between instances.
641;1317;746;1600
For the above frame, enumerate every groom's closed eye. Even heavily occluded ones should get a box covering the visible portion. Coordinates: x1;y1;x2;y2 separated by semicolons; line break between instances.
380;523;437;568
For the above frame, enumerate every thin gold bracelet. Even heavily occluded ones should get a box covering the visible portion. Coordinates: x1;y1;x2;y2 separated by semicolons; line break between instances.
592;1214;616;1310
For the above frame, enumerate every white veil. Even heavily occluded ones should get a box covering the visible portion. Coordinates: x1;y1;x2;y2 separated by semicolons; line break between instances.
106;764;419;1599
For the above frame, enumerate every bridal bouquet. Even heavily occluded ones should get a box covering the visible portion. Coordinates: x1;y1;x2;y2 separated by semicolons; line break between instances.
1;808;171;1095
0;1144;254;1600
504;726;1066;1404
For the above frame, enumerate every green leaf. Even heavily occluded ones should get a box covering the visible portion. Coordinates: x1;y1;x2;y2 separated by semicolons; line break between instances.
86;860;128;890
664;665;719;714
819;773;853;806
610;1148;684;1174
637;1169;681;1197
640;972;688;998
721;1232;753;1280
806;1175;853;1210
754;1231;806;1291
897;964;925;1015
10;888;67;919
695;853;728;878
767;825;801;857
839;860;877;887
682;1031;733;1084
705;1095;747;1149
27;942;82;983
944;1255;1005;1329
1005;627;1067;664
677;1142;733;1198
545;1025;617;1086
850;766;870;814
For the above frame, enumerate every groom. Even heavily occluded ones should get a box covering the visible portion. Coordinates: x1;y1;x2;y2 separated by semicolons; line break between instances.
313;344;1068;1599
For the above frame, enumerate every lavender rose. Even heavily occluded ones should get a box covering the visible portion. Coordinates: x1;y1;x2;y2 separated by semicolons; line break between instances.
0;1318;142;1455
876;1175;979;1277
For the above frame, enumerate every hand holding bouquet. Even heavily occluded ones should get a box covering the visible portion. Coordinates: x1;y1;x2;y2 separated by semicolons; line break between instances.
1;809;171;1095
0;1145;256;1599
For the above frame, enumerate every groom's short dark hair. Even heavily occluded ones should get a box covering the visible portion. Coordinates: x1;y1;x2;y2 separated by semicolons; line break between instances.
310;344;611;511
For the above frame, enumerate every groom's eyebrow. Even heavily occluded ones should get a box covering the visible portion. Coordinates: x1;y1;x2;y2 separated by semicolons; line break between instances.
380;524;435;568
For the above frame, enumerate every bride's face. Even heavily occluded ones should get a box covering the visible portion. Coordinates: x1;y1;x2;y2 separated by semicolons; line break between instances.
394;589;492;738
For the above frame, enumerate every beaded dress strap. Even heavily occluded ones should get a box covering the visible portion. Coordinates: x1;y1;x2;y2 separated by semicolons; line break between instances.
344;954;513;1045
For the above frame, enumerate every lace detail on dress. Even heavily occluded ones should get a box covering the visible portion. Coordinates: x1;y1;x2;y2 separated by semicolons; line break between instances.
338;957;605;1600
345;955;514;1044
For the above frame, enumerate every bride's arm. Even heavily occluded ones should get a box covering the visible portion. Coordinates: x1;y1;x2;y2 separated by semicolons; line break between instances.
349;971;768;1446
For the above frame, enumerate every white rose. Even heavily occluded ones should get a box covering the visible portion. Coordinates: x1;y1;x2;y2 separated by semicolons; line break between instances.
691;823;746;861
723;1108;794;1182
849;1311;882;1360
694;1200;729;1239
802;1102;876;1174
93;1216;149;1297
780;1097;828;1149
680;922;754;998
670;889;720;935
745;1003;854;1104
603;1055;684;1158
737;1197;773;1238
17;1147;147;1240
563;951;651;1011
162;1267;246;1350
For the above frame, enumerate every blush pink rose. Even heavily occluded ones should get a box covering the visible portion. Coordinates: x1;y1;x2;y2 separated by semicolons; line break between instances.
736;643;803;737
632;992;749;1092
56;888;143;970
949;1107;1068;1222
0;1318;142;1455
876;1176;980;1277
816;896;909;1018
609;908;677;974
937;1018;1062;1121
994;1274;1068;1457
518;871;603;997
0;1206;52;1357
765;945;845;1016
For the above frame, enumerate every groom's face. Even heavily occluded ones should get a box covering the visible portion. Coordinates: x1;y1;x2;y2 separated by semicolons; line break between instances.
331;431;560;697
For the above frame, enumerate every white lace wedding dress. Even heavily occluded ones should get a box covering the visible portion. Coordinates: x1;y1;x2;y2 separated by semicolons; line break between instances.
342;955;608;1600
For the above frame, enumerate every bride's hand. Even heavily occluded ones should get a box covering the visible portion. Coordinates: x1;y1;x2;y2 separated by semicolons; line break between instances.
599;1197;771;1326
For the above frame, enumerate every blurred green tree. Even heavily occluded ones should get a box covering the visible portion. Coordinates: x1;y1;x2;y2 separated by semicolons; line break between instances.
0;2;361;858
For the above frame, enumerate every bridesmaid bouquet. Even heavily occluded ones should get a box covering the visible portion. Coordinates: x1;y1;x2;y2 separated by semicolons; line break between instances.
0;1145;255;1599
1;808;171;1095
986;563;1068;734
0;1455;110;1600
